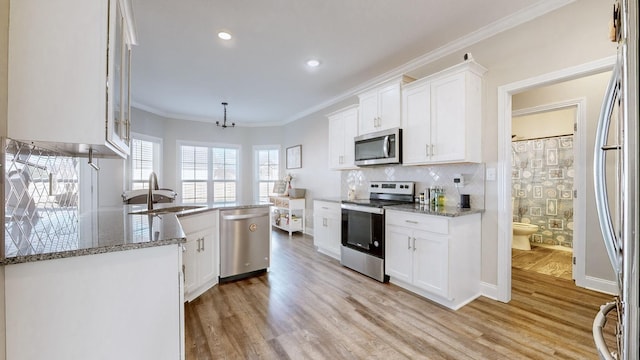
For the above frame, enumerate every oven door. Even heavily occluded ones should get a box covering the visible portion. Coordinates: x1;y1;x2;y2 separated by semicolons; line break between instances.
341;204;384;258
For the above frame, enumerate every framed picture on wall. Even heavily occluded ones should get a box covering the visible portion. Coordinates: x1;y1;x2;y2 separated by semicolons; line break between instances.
546;199;558;215
549;168;564;179
533;140;544;150
286;145;302;169
533;186;543;199
512;169;521;180
549;218;564;230
546;149;558;165
560;189;573;199
532;234;543;243
559;136;573;148
530;207;542;216
531;159;543;169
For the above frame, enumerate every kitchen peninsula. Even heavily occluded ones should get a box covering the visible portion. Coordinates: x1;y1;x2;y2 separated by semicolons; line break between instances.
2;202;270;360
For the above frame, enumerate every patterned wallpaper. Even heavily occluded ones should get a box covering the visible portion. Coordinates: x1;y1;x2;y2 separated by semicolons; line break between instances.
512;135;574;248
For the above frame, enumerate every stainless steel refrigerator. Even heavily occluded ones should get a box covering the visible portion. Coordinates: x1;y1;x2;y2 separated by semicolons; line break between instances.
592;0;638;359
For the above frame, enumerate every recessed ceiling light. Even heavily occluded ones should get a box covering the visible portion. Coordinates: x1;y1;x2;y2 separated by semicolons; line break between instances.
306;59;321;67
218;31;232;40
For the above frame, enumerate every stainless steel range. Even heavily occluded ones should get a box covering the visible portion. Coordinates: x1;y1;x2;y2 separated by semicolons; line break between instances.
340;181;414;282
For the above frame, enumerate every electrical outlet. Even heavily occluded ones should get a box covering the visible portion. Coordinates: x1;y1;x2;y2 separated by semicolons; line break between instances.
453;174;464;187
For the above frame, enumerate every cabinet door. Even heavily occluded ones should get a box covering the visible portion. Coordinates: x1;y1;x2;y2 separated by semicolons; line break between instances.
402;82;432;165
328;115;345;169
197;228;218;287
377;82;402;131
325;215;342;257
385;225;413;284
341;108;358;168
358;91;379;134
106;0;132;156
412;230;449;298
182;237;198;296
313;215;329;249
430;73;466;162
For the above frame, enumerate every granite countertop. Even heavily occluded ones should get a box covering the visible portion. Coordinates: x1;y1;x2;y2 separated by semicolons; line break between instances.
384;203;484;217
1;202;270;265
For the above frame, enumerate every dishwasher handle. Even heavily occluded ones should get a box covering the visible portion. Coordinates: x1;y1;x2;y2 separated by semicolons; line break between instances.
222;212;270;221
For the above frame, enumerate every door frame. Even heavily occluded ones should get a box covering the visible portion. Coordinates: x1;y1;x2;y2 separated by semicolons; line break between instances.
496;56;616;302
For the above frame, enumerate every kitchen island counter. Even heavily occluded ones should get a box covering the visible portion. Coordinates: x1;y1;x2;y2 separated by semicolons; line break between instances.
1;202;270;265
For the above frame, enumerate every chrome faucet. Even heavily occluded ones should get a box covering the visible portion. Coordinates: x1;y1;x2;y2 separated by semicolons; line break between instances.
147;172;159;210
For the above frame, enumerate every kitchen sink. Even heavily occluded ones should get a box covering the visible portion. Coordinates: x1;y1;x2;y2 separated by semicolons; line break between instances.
128;205;205;215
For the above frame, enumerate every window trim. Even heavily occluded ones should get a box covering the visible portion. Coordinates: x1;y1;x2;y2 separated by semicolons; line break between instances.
253;145;281;203
176;140;241;204
128;132;163;190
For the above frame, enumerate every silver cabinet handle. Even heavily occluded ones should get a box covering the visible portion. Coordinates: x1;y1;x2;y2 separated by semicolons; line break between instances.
405;220;418;224
426;144;430;157
200;237;205;251
431;144;435;156
407;236;411;250
412;237;416;251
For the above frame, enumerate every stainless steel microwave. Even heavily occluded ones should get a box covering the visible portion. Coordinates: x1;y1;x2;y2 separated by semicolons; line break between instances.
354;128;402;166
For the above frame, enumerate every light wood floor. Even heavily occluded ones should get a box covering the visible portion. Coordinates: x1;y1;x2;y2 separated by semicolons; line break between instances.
512;246;573;280
185;231;616;359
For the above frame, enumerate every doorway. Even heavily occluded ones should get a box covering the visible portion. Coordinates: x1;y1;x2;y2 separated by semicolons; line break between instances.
496;56;616;302
510;106;578;280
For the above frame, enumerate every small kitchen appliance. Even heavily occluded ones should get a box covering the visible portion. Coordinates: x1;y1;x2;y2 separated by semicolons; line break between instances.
340;181;414;282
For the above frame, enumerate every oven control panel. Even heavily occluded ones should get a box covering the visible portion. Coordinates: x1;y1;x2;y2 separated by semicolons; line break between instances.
369;181;414;195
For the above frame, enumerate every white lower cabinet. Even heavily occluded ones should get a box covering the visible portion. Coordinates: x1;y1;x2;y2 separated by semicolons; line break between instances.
385;210;481;310
5;245;183;360
179;211;219;302
313;200;341;260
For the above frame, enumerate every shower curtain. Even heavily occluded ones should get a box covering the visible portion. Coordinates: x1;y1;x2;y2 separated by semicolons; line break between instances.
512;135;574;248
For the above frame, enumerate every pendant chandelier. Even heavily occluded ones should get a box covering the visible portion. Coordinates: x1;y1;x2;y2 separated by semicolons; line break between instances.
216;102;235;128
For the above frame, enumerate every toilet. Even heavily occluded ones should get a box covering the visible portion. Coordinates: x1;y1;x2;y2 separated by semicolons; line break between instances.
512;222;538;250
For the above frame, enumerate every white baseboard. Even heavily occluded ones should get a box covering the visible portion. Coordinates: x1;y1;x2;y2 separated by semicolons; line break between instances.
480;281;500;301
582;276;619;296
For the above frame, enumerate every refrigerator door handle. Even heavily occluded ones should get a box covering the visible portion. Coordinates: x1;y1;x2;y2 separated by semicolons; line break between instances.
592;301;618;360
593;64;622;277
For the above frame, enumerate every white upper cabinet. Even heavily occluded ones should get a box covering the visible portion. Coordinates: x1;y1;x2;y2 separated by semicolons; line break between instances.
8;0;137;158
357;76;414;135
327;105;359;170
402;61;486;165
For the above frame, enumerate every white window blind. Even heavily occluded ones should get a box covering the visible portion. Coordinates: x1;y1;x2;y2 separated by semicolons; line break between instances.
179;144;239;204
130;136;161;190
256;147;279;203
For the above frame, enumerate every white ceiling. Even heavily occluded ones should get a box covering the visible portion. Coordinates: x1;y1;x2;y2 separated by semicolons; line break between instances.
130;0;564;126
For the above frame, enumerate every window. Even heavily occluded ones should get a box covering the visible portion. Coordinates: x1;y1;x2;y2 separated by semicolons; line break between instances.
129;134;162;190
179;143;239;204
255;146;280;203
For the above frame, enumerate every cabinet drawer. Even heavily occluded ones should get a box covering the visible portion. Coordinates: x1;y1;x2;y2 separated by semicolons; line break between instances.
313;201;341;219
386;211;449;235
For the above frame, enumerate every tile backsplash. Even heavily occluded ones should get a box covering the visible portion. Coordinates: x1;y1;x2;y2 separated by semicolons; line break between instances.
341;163;485;209
3;139;80;257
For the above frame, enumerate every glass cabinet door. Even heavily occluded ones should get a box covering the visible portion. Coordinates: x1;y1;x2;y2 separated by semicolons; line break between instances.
106;0;131;156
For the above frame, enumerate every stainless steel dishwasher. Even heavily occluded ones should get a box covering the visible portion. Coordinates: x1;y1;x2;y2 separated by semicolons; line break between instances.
219;207;271;281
